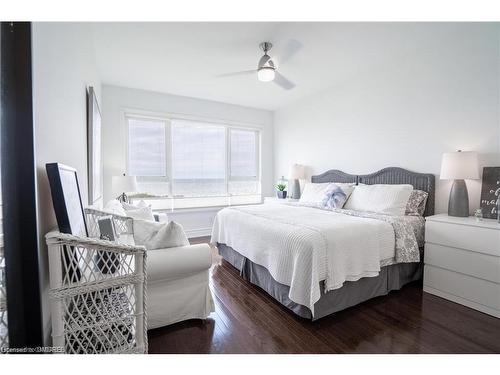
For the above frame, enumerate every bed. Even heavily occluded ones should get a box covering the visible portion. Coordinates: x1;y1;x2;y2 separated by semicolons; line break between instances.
211;167;435;320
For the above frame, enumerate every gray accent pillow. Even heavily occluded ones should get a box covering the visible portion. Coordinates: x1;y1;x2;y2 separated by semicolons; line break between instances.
405;189;428;216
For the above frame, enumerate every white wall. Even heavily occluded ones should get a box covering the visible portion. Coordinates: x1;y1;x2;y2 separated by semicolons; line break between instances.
32;22;101;344
101;85;274;235
274;24;500;214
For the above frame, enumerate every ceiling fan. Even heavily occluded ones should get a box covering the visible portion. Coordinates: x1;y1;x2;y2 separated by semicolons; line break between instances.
217;41;299;90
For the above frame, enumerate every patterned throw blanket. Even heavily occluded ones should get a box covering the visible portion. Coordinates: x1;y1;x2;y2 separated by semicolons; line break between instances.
315;205;425;264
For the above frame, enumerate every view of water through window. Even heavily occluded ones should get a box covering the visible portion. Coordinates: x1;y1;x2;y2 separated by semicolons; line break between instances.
128;116;260;199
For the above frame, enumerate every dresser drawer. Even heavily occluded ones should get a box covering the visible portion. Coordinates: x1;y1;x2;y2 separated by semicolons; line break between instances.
424;243;500;283
426;220;500;256
424;265;500;310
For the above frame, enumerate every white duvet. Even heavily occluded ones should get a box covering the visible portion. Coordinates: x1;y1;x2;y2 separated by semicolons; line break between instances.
210;203;398;315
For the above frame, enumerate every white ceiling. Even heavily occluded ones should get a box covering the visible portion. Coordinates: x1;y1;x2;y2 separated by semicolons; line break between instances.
90;22;478;111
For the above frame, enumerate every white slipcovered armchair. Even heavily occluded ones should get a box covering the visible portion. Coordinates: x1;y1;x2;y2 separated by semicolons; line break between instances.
85;208;215;329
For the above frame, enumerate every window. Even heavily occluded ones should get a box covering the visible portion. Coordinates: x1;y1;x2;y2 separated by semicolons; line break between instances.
128;118;166;176
127;117;169;196
171;119;226;197
126;114;261;209
229;129;259;195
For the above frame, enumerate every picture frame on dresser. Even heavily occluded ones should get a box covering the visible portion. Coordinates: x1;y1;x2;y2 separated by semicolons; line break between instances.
479;166;500;220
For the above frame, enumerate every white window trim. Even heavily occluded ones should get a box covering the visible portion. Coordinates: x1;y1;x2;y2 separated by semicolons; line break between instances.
123;109;262;208
122;107;265;130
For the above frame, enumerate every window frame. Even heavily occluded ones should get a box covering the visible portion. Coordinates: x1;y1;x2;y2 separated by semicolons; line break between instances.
126;114;169;179
170;118;228;198
228;127;260;183
124;110;262;203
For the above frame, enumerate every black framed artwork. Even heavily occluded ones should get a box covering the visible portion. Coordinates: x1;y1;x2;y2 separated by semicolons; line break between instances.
479;167;500;219
46;163;88;283
87;86;102;206
46;163;88;237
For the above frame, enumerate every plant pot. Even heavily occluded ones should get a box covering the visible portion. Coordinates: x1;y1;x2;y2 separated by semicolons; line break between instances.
276;190;287;199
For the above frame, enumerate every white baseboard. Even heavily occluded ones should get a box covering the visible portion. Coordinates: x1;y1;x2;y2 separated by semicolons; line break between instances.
423;285;500;318
185;227;212;239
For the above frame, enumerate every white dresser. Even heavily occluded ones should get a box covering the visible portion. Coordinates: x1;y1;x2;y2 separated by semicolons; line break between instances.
423;214;500;318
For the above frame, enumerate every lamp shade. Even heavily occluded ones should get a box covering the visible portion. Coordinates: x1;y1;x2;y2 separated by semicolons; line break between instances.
289;164;306;180
112;175;138;197
440;151;479;180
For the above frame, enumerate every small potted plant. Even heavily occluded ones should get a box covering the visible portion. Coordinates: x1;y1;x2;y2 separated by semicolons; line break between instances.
276;183;287;199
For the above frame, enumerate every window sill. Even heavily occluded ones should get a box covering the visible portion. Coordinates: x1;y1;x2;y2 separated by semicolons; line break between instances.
130;195;262;212
156;202;262;214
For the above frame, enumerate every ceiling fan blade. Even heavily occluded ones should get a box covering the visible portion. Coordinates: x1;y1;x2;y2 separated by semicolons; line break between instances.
215;70;256;78
274;72;295;90
279;39;302;64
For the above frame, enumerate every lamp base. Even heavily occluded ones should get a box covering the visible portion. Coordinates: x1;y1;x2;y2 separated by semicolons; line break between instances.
291;179;301;199
448;179;469;217
117;192;129;203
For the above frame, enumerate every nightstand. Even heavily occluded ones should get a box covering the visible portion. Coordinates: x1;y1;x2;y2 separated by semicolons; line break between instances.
264;197;299;204
423;214;500;318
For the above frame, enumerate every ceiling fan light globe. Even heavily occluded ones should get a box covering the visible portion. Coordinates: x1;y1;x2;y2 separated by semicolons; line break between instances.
258;67;275;82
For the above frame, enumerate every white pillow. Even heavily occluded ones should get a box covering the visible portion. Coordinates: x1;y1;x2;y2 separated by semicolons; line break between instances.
122;200;149;211
133;220;189;250
104;199;127;216
300;182;355;205
126;206;155;222
344;184;413;216
299;183;331;205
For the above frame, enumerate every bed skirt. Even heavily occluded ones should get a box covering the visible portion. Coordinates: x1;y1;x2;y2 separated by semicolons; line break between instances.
217;243;423;321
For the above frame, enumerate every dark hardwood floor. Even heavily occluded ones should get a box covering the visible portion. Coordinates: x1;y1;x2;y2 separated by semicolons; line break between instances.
148;236;500;354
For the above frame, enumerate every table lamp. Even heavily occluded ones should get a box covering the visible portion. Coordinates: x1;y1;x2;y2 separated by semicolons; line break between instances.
440;150;479;217
112;174;138;203
289;164;305;199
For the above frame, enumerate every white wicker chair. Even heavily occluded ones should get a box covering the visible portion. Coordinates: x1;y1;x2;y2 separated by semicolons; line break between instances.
84;208;214;330
46;213;148;354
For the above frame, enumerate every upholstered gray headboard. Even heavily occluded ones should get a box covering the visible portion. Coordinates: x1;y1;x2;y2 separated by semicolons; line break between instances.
311;167;435;216
311;169;358;184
